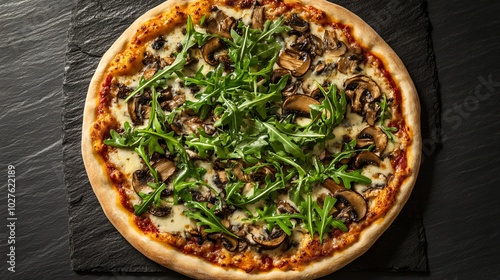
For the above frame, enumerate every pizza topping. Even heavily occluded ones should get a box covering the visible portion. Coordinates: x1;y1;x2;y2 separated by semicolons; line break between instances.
323;29;347;57
344;75;381;114
356;126;387;153
94;1;413;271
354;151;382;168
282;94;320;117
277;49;311;77
334;189;367;222
288;14;309;33
252;229;286;249
201;37;226;66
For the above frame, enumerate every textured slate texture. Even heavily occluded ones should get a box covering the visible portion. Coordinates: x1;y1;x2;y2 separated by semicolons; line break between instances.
63;0;435;276
0;0;74;279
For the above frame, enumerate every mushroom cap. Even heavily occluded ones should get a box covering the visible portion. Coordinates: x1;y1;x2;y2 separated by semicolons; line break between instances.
289;14;309;32
323;178;345;194
152;158;176;182
201;38;224;66
335;190;367;222
252;231;286;249
282;94;320;117
356;126;388;153
344;75;382;113
221;233;240;252
354;151;382;168
277;49;311;77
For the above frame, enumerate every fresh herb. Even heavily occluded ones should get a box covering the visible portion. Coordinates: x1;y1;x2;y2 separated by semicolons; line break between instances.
378;94;398;141
184;201;239;239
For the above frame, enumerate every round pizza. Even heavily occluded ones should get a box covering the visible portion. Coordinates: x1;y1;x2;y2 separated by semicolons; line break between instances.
82;0;421;278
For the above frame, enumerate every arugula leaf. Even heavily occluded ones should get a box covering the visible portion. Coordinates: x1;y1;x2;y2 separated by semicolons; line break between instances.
328;165;371;190
133;183;166;215
258;120;305;160
313;195;336;243
250;204;302;236
378;94;398;141
184;201;239;239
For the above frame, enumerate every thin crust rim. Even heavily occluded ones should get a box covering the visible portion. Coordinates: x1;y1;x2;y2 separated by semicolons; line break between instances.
81;0;422;279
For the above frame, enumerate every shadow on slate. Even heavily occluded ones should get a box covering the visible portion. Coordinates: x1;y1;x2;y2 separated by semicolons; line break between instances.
63;0;437;276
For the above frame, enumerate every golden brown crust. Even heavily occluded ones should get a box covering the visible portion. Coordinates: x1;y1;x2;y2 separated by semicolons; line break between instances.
82;0;421;279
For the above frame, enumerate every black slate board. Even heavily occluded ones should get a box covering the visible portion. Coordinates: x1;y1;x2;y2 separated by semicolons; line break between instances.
63;0;437;276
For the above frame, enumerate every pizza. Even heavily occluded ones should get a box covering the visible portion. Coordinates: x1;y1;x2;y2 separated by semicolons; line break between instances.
81;0;421;278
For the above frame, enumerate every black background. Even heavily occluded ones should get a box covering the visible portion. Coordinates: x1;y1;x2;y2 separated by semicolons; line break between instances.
1;0;499;279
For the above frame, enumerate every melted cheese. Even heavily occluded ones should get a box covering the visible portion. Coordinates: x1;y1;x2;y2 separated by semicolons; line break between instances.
149;205;196;236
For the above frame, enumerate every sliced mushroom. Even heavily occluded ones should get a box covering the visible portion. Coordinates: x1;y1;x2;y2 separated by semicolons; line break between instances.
152;158;176;182
337;47;363;74
221;233;239;252
127;97;143;125
251;6;266;29
132;169;153;194
309;34;324;56
277;201;298;214
344;75;381;113
277;49;311;77
282;94;320;117
323;178;345;195
149;206;172;217
290;34;310;52
252;230;286;249
356;126;388;153
202;38;224;66
364;102;380;126
323;29;347;56
251;166;275;182
289;14;309;32
205;10;236;39
335;190;367;221
354;151;382;168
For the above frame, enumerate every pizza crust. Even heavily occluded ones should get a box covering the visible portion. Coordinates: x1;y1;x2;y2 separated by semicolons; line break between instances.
82;0;421;278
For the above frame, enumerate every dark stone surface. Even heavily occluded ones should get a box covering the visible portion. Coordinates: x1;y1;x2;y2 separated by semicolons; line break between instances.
63;0;433;275
1;0;500;279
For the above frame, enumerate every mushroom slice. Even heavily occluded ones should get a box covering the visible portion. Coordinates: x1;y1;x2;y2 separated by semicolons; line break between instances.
251;6;266;29
309;34;324;56
335;190;367;221
202;38;224;66
149;206;172;217
221;233;239;252
354;151;382;168
364;102;380;126
252;231;286;249
323;29;347;56
344;75;381;113
205;10;235;39
289;14;309;32
356;126;388;153
152;158;176;182
291;34;310;52
127;97;143;125
277;49;311;77
277;201;298;214
323;178;345;195
132;169;153;194
282;94;320;117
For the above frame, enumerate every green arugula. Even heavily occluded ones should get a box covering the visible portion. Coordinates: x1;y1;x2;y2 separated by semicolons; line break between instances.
184;201;239;239
378;94;398;141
